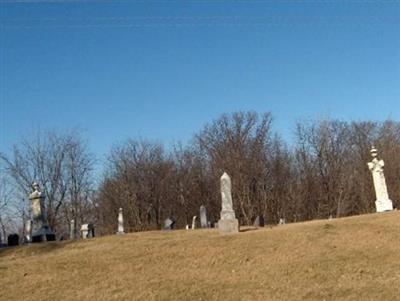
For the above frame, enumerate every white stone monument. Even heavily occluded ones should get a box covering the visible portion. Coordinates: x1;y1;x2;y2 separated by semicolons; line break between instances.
29;182;55;242
367;147;393;212
191;215;197;230
199;205;208;228
70;219;75;240
80;223;95;239
218;172;239;234
117;207;125;234
24;220;32;243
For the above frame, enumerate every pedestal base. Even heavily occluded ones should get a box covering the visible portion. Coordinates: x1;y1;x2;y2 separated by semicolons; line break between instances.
375;199;393;213
218;218;239;235
32;225;56;243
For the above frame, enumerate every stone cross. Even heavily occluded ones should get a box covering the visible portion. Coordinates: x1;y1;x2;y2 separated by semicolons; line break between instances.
199;205;208;228
70;219;75;240
367;147;393;212
117;208;125;234
191;215;197;230
218;172;239;234
28;182;55;243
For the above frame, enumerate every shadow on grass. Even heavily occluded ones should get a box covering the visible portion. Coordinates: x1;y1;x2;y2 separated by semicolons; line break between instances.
0;240;76;258
240;227;259;233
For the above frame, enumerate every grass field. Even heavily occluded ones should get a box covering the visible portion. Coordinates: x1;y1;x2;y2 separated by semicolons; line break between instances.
1;211;400;301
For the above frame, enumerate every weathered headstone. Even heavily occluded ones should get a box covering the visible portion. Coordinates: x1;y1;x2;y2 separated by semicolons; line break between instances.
80;223;95;239
199;205;208;228
70;219;75;240
368;147;393;212
163;218;175;230
117;207;125;234
7;234;19;246
25;220;32;243
253;215;265;227
218;172;239;234
191;216;197;230
29;182;55;243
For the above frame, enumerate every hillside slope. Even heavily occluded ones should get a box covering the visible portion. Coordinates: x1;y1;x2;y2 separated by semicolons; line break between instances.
1;211;400;301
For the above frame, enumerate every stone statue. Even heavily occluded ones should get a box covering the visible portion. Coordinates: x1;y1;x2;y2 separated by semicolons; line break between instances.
29;182;44;220
28;182;55;242
367;147;393;212
218;172;239;234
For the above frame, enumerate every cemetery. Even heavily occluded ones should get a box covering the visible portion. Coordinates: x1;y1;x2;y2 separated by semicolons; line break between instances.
1;2;399;299
0;148;399;300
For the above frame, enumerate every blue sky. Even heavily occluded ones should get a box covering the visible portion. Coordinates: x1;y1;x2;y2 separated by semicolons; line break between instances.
1;0;400;160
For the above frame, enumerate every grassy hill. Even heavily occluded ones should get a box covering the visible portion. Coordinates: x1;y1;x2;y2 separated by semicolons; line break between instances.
1;211;400;301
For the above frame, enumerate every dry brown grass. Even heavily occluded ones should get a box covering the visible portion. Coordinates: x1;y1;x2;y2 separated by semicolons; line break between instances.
1;211;400;301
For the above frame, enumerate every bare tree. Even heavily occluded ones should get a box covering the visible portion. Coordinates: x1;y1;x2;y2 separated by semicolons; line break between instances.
0;129;95;236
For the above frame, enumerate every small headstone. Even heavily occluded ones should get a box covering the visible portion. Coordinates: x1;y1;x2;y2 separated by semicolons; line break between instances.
117;208;125;234
163;218;175;230
80;223;95;239
199;205;208;228
7;234;19;246
367;147;393;212
253;215;265;227
218;172;239;234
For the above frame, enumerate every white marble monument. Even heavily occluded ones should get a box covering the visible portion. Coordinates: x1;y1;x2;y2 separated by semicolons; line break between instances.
24;220;32;243
199;205;208;228
218;172;239;234
367;147;393;213
29;182;55;242
117;208;125;234
70;219;75;240
191;215;197;230
81;223;95;239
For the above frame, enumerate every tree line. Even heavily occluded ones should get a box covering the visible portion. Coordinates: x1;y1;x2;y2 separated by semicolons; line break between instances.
1;112;399;237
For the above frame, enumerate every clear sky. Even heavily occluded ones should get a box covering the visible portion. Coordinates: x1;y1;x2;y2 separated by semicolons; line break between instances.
1;0;400;160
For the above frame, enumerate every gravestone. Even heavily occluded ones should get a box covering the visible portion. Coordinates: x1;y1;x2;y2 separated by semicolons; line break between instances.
25;220;32;243
81;223;95;239
29;182;56;243
218;172;239;234
199;205;208;228
367;147;393;212
253;215;265;227
163;217;175;230
70;219;75;240
117;207;125;234
7;234;19;246
191;216;197;230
